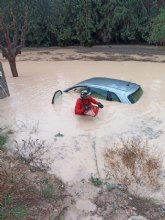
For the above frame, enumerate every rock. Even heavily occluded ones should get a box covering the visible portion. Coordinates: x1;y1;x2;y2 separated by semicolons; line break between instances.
116;183;127;191
160;204;165;213
128;216;148;220
132;207;137;211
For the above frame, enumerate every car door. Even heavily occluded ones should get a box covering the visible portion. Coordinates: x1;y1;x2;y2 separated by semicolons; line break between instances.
52;90;63;104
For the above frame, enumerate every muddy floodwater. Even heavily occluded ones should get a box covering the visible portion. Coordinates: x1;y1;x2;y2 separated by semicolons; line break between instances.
0;46;165;200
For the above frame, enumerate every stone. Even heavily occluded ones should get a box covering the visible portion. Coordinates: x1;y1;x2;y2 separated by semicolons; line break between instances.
160;204;165;213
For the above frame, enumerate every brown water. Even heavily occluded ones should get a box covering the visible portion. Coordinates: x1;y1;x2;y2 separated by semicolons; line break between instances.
0;48;165;202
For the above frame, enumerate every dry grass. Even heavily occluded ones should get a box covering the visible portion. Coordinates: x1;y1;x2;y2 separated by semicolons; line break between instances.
14;137;52;171
104;138;163;188
0;149;67;220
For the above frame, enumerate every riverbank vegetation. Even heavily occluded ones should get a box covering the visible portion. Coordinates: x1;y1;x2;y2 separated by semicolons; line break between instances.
0;0;165;48
105;138;163;190
0;133;165;219
0;133;69;220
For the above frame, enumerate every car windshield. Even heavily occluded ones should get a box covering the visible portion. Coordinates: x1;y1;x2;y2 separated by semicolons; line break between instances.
128;87;143;104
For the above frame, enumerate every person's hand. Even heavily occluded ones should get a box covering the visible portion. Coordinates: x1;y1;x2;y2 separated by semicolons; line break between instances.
98;102;104;108
84;105;91;111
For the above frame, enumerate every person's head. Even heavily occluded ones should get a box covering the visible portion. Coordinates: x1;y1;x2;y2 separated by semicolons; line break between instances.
80;89;90;99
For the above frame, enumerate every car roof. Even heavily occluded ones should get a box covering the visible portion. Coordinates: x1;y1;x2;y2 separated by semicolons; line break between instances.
75;77;139;93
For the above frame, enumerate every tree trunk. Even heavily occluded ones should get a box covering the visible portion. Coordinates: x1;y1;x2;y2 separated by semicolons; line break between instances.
9;59;18;77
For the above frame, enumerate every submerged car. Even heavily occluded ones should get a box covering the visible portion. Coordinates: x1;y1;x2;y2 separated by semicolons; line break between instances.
52;77;143;104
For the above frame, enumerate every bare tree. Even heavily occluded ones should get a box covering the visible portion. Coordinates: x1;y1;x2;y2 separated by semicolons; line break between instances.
0;8;28;77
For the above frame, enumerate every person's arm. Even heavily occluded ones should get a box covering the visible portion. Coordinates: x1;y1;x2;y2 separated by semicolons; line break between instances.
89;96;104;108
75;99;84;115
89;96;99;105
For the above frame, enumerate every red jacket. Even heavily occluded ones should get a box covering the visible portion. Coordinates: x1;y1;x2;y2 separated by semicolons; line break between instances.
75;96;99;115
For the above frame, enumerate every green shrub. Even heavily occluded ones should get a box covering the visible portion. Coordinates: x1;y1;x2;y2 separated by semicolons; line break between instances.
149;8;165;45
41;179;55;199
0;134;7;150
90;175;102;187
0;195;29;220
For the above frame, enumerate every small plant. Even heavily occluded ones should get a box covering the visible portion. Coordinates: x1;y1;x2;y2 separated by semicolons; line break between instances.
0;195;29;220
41;178;55;199
0;133;7;150
90;175;102;187
54;132;64;138
106;183;116;192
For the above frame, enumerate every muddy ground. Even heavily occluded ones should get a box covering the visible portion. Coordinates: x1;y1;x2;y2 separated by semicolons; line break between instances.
1;45;165;62
0;148;165;220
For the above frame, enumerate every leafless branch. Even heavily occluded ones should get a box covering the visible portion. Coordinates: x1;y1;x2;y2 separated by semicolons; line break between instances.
14;137;51;171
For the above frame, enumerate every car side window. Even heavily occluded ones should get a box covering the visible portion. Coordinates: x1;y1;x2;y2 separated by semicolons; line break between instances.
90;88;107;100
107;91;120;102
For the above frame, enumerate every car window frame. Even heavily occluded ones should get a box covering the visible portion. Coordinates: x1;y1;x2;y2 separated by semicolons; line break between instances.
52;90;63;104
106;91;121;102
64;85;89;93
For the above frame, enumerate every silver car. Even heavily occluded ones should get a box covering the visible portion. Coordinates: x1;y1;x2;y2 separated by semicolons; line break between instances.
52;77;143;104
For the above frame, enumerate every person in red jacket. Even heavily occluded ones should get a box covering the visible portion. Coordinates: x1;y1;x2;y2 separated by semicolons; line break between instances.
75;89;104;117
